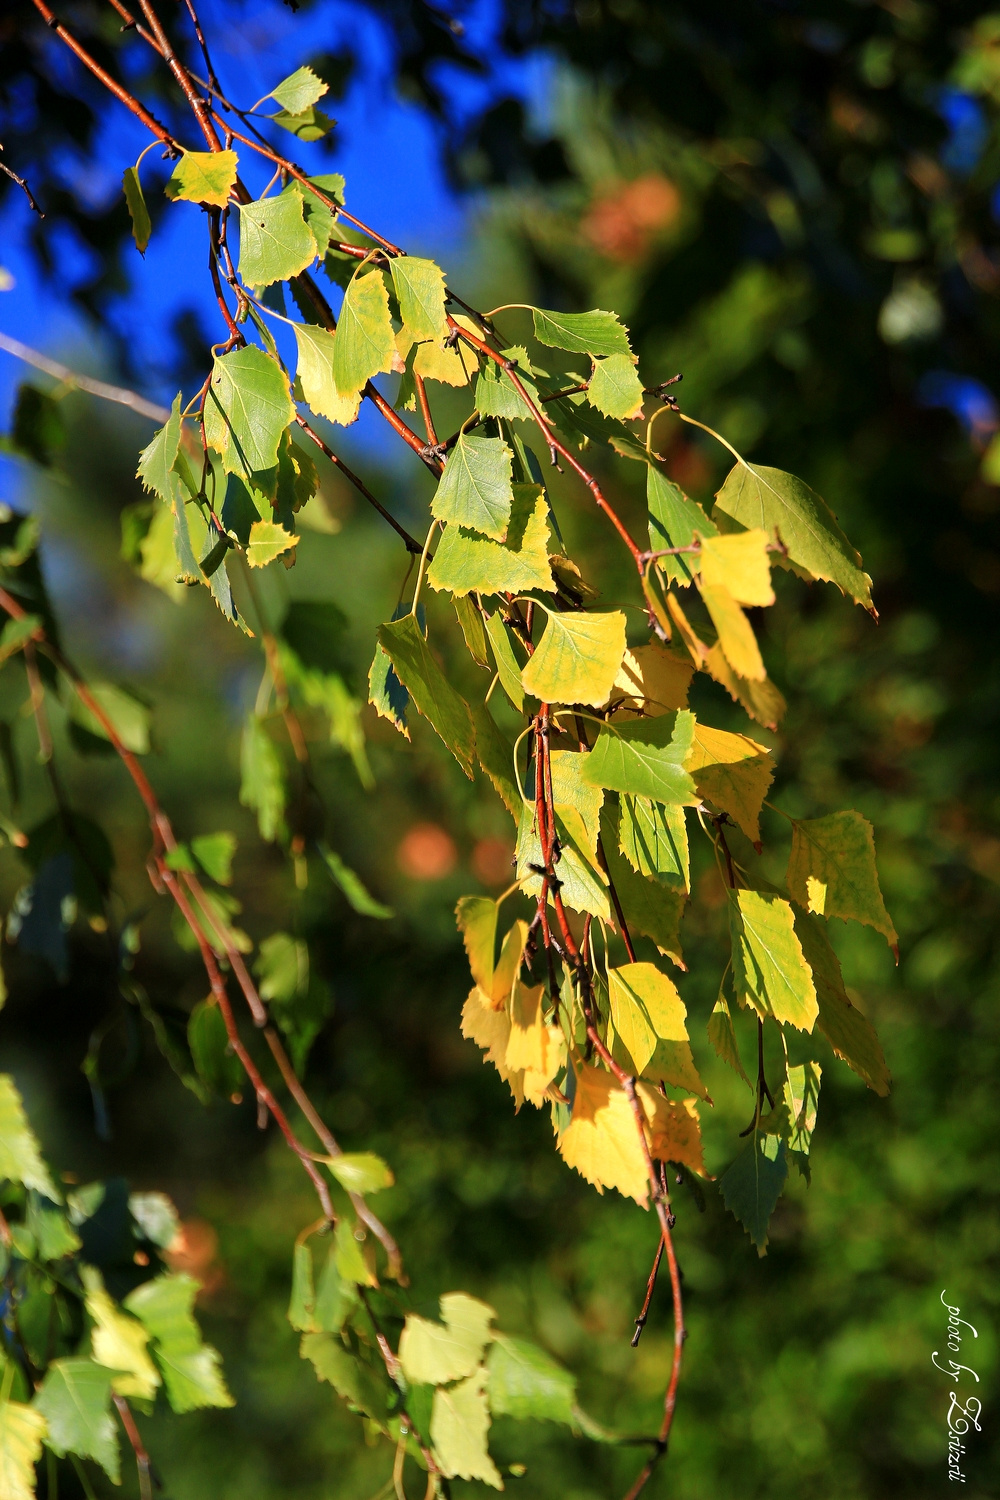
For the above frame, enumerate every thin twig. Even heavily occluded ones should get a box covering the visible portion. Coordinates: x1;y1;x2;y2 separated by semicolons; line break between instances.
0;332;170;422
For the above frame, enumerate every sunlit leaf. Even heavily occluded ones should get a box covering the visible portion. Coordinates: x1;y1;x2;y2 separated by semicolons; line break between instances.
204;347;294;478
389;256;448;342
684;723;774;844
647;466;718;585
398;1294;495;1386
609;642;693;718
584;711;696;804
428;484;553;596
786;810;898;953
36;1359;118;1481
238;189;316;288
729;889;818;1031
586;353;644;421
699;528;774;607
293;323;361;426
332;269;394;399
486;1335;576;1425
618;796;689;890
531;307;632;358
700;583;766;681
431;434;514;542
521;608;627;707
794;910;889;1095
247;519;299;568
0;1074;58;1200
0;1400;46;1500
430;1367;503;1489
714;463;874;612
125;1274;234;1413
326;1152;394;1194
83;1267;160;1401
269;66;328;114
164;150;238;208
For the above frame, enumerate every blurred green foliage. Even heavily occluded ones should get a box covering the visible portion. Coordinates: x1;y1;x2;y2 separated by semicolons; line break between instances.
2;2;1000;1498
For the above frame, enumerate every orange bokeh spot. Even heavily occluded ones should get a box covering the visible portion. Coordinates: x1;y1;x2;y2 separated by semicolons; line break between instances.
582;173;681;263
165;1217;223;1292
397;822;458;880
471;837;515;887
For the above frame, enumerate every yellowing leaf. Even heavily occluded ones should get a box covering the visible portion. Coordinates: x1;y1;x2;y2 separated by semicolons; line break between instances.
684;723;774;844
0;1074;58;1200
586;353;644;422
700;583;766;681
398;1294;494;1386
608;963;706;1097
714;463;874;612
645;1093;705;1175
729;889;818;1031
784;1060;821;1154
430;1367;503;1489
164;150;238;208
699;528;774;607
246;520;298;568
389;256;448;343
456;896;497;992
293;322;361;425
609;643;693;719
505;980;547;1073
786;810;898;953
428;485;553;597
490;920;528;1006
599;804;686;967
516;802;610;921
521;608;627;708
412;326;476;386
332;269;394;399
619;796;689;891
0;1401;46;1500
84;1269;160;1401
704;641;787;731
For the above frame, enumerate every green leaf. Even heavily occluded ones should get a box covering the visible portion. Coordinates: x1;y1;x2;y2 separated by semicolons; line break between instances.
187;1001;243;1100
313;1246;359;1332
293;323;361;426
190;831;236;886
35;1359;119;1481
122;167;151;254
69;683;150;755
333;1216;377;1288
0;1400;47;1500
794;910;889;1095
456;895;498;991
137;394;185;504
729;889;818;1031
584;712;696;805
129;1192;180;1248
240;714;286;841
332;269;394;400
0;1074;58;1200
470;702;521;822
647;467;717;586
521;607;627;707
431;1368;502;1489
428;483;553;596
271;106;335;141
486;1335;575;1424
517;803;610;920
317;842;394;919
25;1200;79;1261
608;961;706;1096
288;1239;318;1332
377;616;475;776
784;1061;821;1154
599;805;686;966
484;613;525;710
83;1267;160;1400
786;810;897;953
238;190;316;289
714;463;874;612
531;307;632;358
398;1293;495;1386
587;354;644;421
125;1274;233;1413
431;434;514;542
454;595;489;665
326;1152;393;1195
269;65;328;114
368;640;409;737
474;348;540;421
255;931;307;1004
204;347;294;479
164;150;238;208
247;519;299;568
299;1332;389;1426
0;616;38;669
707;991;751;1086
295;175;344;259
619;795;689;890
719;1135;788;1255
389;256;448;343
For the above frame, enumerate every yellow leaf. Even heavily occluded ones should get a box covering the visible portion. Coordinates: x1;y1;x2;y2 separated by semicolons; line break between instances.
84;1269;160;1400
608;962;707;1099
456;896;497;992
489;920;528;1007
684;722;774;844
521;608;627;708
398;1295;494;1386
522;1025;566;1107
430;1367;503;1489
294;324;362;426
164;150;238;208
609;643;693;719
0;1401;46;1500
505;980;548;1073
700;583;766;681
247;520;299;568
461;987;524;1107
699;529;775;607
557;1065;650;1204
644;1092;705;1175
704;642;786;731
